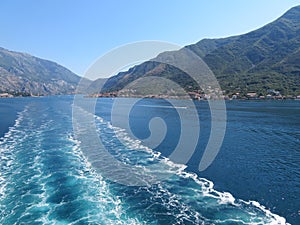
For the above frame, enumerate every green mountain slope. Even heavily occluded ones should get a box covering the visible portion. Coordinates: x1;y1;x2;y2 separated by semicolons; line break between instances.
99;5;300;96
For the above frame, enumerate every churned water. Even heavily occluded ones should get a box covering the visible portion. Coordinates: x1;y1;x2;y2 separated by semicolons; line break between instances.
0;96;299;224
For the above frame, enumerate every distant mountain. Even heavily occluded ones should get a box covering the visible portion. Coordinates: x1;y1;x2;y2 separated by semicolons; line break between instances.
98;5;300;96
86;77;108;94
0;47;91;95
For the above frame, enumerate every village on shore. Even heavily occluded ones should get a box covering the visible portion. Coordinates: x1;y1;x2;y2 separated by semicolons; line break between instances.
1;88;300;100
86;88;300;101
0;92;40;98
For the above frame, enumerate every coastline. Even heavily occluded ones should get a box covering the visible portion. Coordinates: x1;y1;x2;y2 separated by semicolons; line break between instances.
85;93;300;101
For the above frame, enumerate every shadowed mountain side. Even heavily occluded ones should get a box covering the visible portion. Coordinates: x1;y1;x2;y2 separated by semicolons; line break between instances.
0;47;91;95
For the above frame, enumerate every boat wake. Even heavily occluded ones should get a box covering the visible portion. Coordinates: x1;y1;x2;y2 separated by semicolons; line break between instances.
0;101;290;224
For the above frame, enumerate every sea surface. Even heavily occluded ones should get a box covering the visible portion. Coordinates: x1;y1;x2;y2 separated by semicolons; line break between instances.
0;96;299;224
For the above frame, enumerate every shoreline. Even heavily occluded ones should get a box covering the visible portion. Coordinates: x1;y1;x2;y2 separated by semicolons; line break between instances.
84;94;300;101
1;93;300;101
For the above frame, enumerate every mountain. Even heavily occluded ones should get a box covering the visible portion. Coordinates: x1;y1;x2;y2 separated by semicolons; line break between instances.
86;78;108;94
98;6;300;97
0;47;91;95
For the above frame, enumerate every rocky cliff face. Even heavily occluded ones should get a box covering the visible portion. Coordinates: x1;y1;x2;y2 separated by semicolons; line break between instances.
0;47;91;95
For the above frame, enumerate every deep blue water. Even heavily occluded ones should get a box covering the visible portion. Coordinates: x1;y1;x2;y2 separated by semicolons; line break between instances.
0;96;299;224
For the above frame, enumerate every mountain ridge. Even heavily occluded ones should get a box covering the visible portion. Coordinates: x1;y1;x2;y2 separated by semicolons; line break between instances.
0;47;91;95
97;5;300;97
1;6;300;97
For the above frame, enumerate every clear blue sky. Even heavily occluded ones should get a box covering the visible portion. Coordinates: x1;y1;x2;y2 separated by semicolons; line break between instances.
1;0;299;76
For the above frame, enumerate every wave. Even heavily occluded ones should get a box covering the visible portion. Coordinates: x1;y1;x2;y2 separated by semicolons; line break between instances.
0;101;290;224
90;113;290;224
0;105;143;224
66;134;143;224
0;106;29;200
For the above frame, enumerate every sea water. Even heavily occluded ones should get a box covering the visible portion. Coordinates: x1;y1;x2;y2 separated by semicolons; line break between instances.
0;96;299;224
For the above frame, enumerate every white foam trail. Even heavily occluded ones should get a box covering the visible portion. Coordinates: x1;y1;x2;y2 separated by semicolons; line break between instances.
90;113;289;225
179;171;289;224
0;106;29;200
67;134;143;224
1;104;142;224
243;200;290;225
